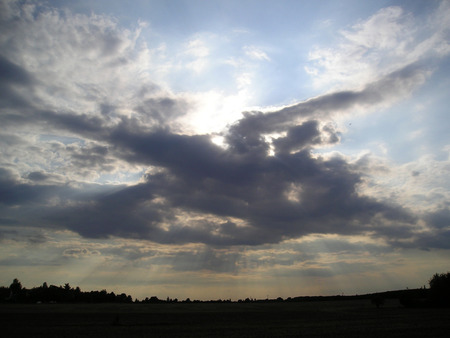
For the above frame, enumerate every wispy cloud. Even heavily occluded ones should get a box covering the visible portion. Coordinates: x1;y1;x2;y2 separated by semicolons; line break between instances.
243;45;270;61
305;4;450;90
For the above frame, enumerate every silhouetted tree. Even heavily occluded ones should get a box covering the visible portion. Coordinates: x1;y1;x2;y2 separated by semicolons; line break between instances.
9;278;22;293
148;296;160;303
0;279;135;304
0;286;10;301
429;272;450;307
9;278;23;301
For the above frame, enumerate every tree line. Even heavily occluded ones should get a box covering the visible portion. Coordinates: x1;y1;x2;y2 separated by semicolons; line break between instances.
2;272;450;305
398;272;450;308
1;279;133;304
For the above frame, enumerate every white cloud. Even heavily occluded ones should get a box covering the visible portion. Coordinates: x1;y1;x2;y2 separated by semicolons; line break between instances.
0;2;192;182
243;45;270;61
305;4;450;90
183;38;210;73
355;152;450;214
342;7;408;49
185;38;210;58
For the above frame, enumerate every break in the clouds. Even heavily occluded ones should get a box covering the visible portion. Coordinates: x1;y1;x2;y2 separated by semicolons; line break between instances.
0;0;449;299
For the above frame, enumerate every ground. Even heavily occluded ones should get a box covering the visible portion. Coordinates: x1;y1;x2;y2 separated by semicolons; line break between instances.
1;299;450;337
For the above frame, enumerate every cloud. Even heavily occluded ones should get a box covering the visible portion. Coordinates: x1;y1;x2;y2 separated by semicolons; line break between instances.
243;45;270;61
0;54;35;109
0;0;447;254
0;63;429;248
0;54;34;86
224;62;429;145
63;247;101;258
164;247;241;273
306;4;450;89
0;168;59;206
0;101;418;246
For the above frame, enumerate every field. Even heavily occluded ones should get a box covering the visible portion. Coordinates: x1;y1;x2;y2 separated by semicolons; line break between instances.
1;299;450;337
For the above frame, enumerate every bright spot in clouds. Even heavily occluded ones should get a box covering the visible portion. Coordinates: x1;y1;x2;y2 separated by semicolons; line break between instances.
0;0;449;300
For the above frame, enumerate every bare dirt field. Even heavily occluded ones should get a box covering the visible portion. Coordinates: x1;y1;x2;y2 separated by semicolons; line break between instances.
1;299;450;337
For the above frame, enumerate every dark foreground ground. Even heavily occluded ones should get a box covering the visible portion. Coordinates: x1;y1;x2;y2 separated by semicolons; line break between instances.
1;299;450;337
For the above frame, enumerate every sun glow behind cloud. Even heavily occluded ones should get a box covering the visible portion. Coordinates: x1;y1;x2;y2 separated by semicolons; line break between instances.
0;0;450;300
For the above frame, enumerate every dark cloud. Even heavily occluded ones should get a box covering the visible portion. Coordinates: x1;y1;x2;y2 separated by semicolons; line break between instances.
109;126;235;181
0;64;427;246
224;62;427;143
42;180;165;239
0;168;57;206
0;54;34;109
27;232;48;244
8;115;414;246
0;54;34;86
0;228;17;242
416;230;450;250
26;171;51;182
424;207;450;230
0;133;25;147
67;143;116;172
39;111;106;136
0;218;18;226
0;2;434;248
272;120;338;154
63;247;101;258
102;245;157;261
396;207;450;250
164;248;241;273
135;97;189;125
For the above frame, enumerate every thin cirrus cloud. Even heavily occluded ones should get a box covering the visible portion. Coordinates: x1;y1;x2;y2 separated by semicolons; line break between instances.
305;4;449;90
0;0;449;298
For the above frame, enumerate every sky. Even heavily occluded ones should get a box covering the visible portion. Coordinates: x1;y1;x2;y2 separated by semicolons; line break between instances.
0;0;449;301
